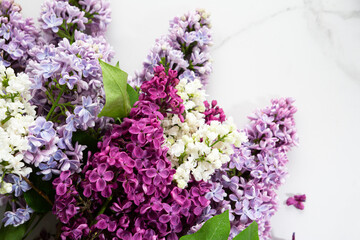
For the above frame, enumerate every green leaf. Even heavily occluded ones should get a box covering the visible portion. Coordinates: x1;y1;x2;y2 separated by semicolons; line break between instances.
98;60;131;119
126;84;139;107
23;174;54;213
233;221;259;240
0;223;27;240
180;210;230;240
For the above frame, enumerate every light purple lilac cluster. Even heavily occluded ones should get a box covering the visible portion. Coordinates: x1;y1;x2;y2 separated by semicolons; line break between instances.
0;0;41;72
190;98;298;240
130;9;212;87
24;31;114;180
24;117;85;180
53;66;211;240
1;174;33;227
40;0;111;43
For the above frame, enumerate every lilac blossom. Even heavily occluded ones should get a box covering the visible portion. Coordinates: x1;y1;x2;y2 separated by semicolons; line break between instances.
191;98;298;240
0;0;41;71
2;206;33;227
130;9;213;87
40;0;111;43
286;194;306;210
53;67;211;239
25;31;114;182
41;12;63;32
59;73;79;89
6;175;31;197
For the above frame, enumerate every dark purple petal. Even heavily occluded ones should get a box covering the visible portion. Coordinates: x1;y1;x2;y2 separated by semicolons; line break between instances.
159;215;170;223
170;215;180;226
56;183;66;196
89;171;100;182
97;163;107;174
96;178;106;191
102;171;114;181
95;219;108;230
146;168;157;178
159;169;169;178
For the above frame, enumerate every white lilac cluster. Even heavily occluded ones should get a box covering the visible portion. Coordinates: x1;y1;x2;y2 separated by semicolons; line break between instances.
0;64;35;194
162;78;247;188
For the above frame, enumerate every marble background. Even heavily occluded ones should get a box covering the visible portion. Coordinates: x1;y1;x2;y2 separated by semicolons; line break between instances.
16;0;360;239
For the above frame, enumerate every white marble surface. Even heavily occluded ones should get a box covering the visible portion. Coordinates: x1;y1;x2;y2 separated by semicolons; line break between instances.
16;0;360;239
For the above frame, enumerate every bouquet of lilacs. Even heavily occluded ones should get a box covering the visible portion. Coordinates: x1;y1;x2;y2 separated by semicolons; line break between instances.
0;1;298;240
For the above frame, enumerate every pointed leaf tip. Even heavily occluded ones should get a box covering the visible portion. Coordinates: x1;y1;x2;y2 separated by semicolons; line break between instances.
98;60;131;119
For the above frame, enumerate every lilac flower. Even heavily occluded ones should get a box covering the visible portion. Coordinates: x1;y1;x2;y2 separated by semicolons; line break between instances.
3;206;33;227
82;60;98;77
65;112;80;132
179;69;196;81
35;46;55;61
205;182;226;202
40;0;111;43
53;171;72;196
38;156;60;181
193;29;211;46
41;13;63;33
53;72;210;239
2;42;23;59
0;0;41;71
38;62;61;79
89;163;114;197
29;117;56;142
193;98;298;240
74;96;99;128
145;160;170;185
130;9;212;87
59;73;79;90
159;203;181;226
0;24;11;40
286;194;306;210
94;214;117;232
62;143;85;172
0;56;11;67
6;175;31;197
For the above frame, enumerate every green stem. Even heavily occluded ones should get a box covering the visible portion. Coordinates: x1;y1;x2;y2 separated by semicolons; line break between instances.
210;133;231;147
1;115;11;125
46;85;66;121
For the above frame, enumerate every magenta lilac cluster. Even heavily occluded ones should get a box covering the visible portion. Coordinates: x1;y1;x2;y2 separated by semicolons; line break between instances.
189;98;298;240
130;9;212;87
0;0;41;71
286;194;306;210
53;66;211;240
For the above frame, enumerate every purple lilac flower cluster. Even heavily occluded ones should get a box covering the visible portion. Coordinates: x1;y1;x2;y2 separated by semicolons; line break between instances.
1;174;33;227
24;117;85;180
0;0;41;71
131;9;212;87
40;0;111;43
23;31;114;181
190;98;298;240
52;66;211;240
